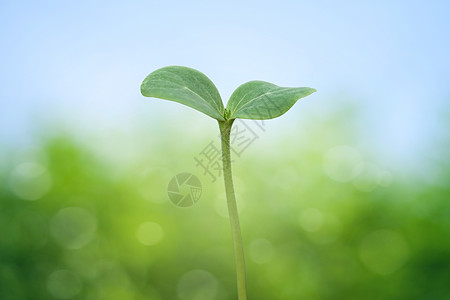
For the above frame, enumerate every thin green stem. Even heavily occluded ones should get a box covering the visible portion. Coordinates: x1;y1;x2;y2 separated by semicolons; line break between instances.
219;119;247;300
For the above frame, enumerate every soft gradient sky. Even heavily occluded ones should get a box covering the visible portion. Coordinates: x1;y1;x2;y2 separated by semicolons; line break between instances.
1;0;449;172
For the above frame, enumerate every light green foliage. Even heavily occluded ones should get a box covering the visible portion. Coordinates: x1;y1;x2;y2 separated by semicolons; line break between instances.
140;66;225;120
227;81;316;120
141;65;316;300
141;66;316;121
1;124;450;299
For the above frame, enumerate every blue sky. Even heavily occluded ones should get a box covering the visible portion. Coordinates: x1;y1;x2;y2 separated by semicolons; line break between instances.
1;0;449;171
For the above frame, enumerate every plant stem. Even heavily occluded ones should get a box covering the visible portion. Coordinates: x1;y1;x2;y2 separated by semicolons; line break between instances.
219;119;247;300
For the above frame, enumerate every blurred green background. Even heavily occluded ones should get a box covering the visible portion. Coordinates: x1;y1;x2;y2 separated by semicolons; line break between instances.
1;1;450;299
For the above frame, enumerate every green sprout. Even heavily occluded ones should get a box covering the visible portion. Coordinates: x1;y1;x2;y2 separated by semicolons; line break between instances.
140;66;316;299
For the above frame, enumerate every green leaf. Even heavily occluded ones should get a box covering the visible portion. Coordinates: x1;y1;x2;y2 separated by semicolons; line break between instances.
226;81;316;120
141;66;225;120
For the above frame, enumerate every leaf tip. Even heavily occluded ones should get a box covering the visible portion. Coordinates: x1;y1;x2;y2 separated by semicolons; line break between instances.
140;74;151;97
306;87;317;94
139;82;146;97
302;87;317;98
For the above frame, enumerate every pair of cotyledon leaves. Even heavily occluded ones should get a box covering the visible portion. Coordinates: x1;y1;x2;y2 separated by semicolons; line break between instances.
140;66;316;121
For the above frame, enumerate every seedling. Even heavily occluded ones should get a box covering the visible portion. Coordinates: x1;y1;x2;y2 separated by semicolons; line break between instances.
140;66;316;299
